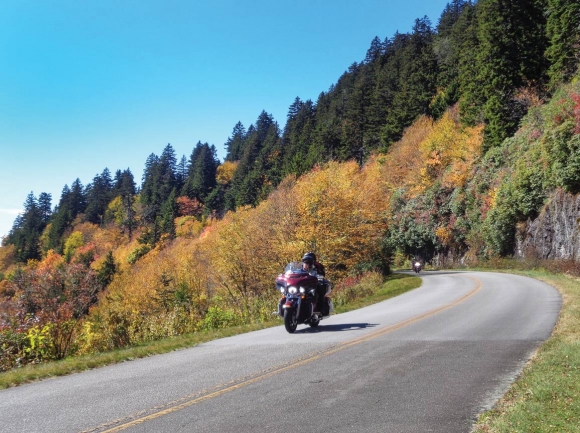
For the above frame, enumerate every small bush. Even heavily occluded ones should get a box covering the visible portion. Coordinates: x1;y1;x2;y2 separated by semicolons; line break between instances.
332;272;384;307
199;306;237;331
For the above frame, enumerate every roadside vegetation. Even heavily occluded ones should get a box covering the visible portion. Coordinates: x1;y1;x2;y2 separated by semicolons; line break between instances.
470;260;580;432
0;273;420;389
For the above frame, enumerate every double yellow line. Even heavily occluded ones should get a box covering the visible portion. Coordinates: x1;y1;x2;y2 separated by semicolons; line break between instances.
85;275;482;433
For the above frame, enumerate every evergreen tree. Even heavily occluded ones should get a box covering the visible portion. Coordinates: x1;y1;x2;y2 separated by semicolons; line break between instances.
85;168;114;225
181;142;219;202
224;122;247;162
475;0;548;148
97;251;117;287
140;153;160;211
37;192;52;224
383;18;438;146
68;178;87;217
455;2;483;124
225;112;280;209
432;0;471;117
281;97;317;176
112;168;137;238
158;144;178;200
159;189;177;239
7;192;45;262
176;155;189;191
545;0;580;88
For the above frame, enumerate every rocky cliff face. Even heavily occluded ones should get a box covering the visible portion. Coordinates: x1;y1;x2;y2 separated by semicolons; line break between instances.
517;189;580;260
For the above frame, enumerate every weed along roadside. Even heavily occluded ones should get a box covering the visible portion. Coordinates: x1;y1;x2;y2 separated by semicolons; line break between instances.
0;274;420;389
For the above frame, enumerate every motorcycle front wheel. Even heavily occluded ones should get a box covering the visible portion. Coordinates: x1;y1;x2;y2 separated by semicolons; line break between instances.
284;309;298;333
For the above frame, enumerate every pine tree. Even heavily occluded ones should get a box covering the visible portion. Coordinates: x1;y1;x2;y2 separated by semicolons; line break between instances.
225;112;280;209
181;142;219;202
85;168;114;225
383;18;438;146
7;192;45;261
224;122;247;162
545;0;580;88
97;251;117;287
159;189;177;239
37;192;52;224
475;0;548;148
281;98;317;176
432;0;471;117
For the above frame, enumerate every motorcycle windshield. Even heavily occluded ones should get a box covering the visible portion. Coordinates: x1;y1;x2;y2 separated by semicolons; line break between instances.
284;262;308;274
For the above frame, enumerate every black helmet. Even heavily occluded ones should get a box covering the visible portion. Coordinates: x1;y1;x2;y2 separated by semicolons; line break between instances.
302;252;316;265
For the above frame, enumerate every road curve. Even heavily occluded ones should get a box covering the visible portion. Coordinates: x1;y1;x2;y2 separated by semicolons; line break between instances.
0;271;561;433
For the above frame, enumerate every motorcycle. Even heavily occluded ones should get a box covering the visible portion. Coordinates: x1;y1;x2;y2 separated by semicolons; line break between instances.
413;261;422;273
275;262;333;333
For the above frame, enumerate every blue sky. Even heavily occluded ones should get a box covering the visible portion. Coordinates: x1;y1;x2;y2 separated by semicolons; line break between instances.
0;0;451;239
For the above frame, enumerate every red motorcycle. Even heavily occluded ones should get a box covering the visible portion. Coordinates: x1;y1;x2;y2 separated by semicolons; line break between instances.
276;262;333;333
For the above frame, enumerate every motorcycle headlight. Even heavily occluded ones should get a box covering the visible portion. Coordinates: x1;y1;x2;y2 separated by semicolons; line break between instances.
279;287;285;293
288;286;298;294
299;287;306;293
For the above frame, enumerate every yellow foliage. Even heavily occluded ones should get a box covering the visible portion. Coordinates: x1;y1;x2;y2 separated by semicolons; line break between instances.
106;196;124;225
375;115;434;192
0;244;16;273
175;216;205;238
293;160;389;279
216;161;238;185
435;227;452;247
86;106;488;349
417;110;483;192
39;223;52;254
63;231;84;262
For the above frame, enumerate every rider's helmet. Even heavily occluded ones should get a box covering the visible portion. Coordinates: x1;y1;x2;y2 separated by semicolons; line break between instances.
302;252;316;265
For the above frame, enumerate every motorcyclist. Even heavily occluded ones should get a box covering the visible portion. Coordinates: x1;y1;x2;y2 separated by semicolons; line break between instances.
301;252;328;313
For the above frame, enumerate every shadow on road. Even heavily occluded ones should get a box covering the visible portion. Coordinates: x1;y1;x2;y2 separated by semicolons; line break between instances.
295;323;378;333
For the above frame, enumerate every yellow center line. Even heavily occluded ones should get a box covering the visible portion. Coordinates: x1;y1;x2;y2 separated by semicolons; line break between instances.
87;275;482;433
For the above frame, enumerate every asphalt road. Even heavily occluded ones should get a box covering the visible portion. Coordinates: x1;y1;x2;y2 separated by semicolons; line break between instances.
0;271;561;433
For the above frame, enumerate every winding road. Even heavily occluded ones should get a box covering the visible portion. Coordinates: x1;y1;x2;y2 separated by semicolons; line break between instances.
0;271;561;433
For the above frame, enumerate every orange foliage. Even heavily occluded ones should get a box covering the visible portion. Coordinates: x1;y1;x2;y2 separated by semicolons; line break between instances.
37;250;65;270
176;196;203;217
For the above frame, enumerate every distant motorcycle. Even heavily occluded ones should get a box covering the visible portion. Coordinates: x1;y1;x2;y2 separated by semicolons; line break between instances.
275;262;333;333
413;261;422;273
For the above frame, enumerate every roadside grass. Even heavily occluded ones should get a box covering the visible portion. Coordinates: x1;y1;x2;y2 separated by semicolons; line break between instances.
0;273;420;389
472;270;580;432
333;273;421;314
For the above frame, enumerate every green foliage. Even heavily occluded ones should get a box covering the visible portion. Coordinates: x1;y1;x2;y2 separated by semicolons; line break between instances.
199;306;237;331
127;245;151;264
63;231;84;262
181;141;219;203
97;251;116;287
545;0;580;88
